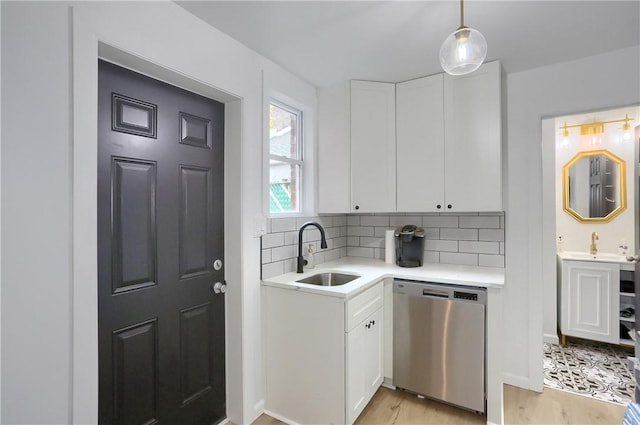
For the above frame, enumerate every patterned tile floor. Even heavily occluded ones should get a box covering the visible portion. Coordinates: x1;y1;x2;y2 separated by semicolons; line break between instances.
543;339;635;405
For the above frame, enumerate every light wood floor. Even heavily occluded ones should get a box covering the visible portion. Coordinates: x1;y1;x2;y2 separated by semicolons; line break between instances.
251;384;626;425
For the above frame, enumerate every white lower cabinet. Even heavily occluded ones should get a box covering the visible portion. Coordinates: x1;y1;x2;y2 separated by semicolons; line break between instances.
264;281;384;424
346;307;383;424
560;260;619;344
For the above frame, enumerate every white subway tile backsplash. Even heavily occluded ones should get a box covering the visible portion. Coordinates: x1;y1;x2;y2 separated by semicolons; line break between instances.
314;251;326;265
262;232;284;249
347;236;360;246
325;248;342;262
347;226;374;237
440;228;478;241
361;215;390;226
479;254;505;268
374;227;395;237
325;227;342;239
333;237;347;248
271;217;298;232
347;246;374;258
423;251;440;264
261;212;505;279
425;239;458;252
423;228;440;239
262;261;284;279
284;231;297;246
304;228;321;242
479;228;504;242
390;215;422;227
459;241;500;254
423;216;459;228
440;252;478;266
333;216;347;227
272;245;296;262
459;216;500;229
360;237;385;248
262;249;272;264
347;215;360;226
283;258;296;274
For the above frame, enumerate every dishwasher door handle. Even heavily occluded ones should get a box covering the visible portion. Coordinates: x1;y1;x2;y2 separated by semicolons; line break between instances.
422;289;449;298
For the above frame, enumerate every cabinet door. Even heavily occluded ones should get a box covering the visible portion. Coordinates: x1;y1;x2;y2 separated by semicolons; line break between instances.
318;82;351;213
396;75;445;212
561;261;619;344
364;308;384;401
350;81;396;213
443;61;502;211
346;308;383;425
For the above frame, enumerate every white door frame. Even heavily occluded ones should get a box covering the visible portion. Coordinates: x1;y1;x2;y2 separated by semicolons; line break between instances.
71;12;245;425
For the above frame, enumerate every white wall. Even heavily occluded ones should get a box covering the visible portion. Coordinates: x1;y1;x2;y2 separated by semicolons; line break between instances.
507;46;640;389
1;2;316;424
555;106;639;255
2;3;73;423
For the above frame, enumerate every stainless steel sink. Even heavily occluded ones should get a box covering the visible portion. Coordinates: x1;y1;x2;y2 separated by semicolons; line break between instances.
296;272;360;286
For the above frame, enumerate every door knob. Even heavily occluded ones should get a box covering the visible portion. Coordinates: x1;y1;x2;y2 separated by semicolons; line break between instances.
212;281;227;294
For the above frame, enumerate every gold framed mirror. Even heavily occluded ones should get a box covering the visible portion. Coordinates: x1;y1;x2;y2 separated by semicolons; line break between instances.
562;149;626;223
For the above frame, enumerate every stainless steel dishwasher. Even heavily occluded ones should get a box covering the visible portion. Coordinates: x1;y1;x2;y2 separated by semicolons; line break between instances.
393;279;486;413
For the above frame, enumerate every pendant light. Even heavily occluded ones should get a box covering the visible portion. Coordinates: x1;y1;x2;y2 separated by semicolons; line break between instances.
439;0;487;76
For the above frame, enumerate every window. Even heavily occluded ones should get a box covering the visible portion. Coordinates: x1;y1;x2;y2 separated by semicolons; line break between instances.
269;101;303;214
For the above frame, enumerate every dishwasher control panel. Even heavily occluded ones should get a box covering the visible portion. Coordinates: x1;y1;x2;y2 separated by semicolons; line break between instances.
453;291;478;301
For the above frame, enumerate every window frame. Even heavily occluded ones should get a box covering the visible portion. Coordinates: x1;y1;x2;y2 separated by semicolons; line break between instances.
267;99;305;215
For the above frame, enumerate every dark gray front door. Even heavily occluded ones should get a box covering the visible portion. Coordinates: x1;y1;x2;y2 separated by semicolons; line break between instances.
98;59;225;425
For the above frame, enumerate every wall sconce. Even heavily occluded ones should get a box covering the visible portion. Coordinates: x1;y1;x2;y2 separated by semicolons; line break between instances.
622;114;633;141
559;115;635;144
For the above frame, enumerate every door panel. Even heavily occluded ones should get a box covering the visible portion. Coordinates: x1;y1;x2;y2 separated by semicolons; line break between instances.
180;303;212;405
98;59;225;425
112;158;157;293
180;166;210;279
113;319;159;425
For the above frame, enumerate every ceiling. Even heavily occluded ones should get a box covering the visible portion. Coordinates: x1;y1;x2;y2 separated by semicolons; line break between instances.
177;1;640;88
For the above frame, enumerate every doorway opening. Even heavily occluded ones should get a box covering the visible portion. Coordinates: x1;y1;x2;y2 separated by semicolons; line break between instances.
72;41;244;423
541;105;640;405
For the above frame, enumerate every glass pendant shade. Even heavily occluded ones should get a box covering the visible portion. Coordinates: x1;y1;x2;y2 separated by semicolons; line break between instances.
439;27;487;76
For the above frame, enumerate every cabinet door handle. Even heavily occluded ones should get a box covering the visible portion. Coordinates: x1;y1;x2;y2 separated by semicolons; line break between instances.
355;205;360;210
371;320;375;326
437;204;442;209
447;204;452;209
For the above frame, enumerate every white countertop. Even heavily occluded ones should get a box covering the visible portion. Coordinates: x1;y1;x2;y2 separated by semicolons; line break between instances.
261;257;505;298
557;251;636;271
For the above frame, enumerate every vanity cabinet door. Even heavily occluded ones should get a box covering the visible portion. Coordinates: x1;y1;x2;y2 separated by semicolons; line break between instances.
561;260;619;343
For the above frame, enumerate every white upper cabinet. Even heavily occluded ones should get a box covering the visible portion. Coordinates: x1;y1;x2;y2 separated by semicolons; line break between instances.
443;60;502;212
396;74;445;212
396;61;502;212
350;80;396;213
317;62;501;214
318;82;351;213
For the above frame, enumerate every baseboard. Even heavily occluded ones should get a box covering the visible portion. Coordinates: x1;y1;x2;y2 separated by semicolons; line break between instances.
544;333;560;345
263;409;301;425
503;372;530;390
381;377;396;390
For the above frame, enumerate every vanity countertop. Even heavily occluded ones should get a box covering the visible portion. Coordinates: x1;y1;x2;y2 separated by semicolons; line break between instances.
261;257;505;299
558;251;636;271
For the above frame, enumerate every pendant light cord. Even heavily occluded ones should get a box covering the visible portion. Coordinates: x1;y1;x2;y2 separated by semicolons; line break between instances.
460;0;465;28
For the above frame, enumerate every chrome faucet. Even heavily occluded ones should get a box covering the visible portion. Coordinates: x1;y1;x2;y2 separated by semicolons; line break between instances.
590;232;599;255
297;221;328;273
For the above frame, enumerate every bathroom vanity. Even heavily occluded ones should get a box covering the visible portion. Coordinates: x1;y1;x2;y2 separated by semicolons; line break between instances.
558;252;635;346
